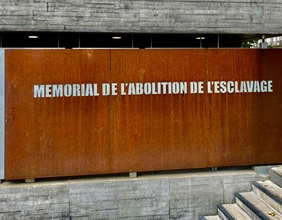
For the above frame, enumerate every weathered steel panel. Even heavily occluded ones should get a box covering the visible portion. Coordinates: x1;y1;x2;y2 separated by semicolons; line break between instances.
4;49;282;180
110;50;209;172
5;50;112;179
205;50;281;167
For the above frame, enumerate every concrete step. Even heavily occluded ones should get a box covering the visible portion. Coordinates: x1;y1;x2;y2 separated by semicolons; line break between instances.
200;215;222;220
253;180;282;214
270;167;282;188
235;192;282;220
200;171;282;220
218;203;252;220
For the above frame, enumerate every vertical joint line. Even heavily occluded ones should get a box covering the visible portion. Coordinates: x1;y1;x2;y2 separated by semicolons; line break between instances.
0;32;2;48
200;35;202;48
79;33;81;48
0;49;4;180
58;33;60;48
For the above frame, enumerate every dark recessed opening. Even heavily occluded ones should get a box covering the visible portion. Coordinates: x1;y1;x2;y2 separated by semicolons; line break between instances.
59;33;79;49
152;34;200;48
219;34;244;48
0;32;273;48
80;33;132;48
133;34;151;48
202;34;218;48
2;32;58;48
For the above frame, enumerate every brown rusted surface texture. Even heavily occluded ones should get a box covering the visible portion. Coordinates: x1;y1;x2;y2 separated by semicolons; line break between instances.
5;50;112;179
205;50;282;167
110;50;208;172
4;49;282;180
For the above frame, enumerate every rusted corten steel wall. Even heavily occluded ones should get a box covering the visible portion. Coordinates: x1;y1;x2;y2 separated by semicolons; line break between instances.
4;49;282;180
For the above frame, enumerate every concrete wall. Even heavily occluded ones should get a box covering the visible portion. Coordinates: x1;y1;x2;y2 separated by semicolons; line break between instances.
0;0;282;34
0;169;266;219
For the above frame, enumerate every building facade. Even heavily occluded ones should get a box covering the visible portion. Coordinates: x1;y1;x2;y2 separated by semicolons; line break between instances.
1;0;282;48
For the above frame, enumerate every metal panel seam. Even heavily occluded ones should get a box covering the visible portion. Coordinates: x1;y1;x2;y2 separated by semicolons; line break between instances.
0;49;4;180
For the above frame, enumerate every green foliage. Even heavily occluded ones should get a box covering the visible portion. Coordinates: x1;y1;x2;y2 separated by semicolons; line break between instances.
242;40;258;48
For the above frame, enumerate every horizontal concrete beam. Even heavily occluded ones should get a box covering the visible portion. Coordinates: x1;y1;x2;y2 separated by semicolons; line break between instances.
0;1;282;34
0;169;266;219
